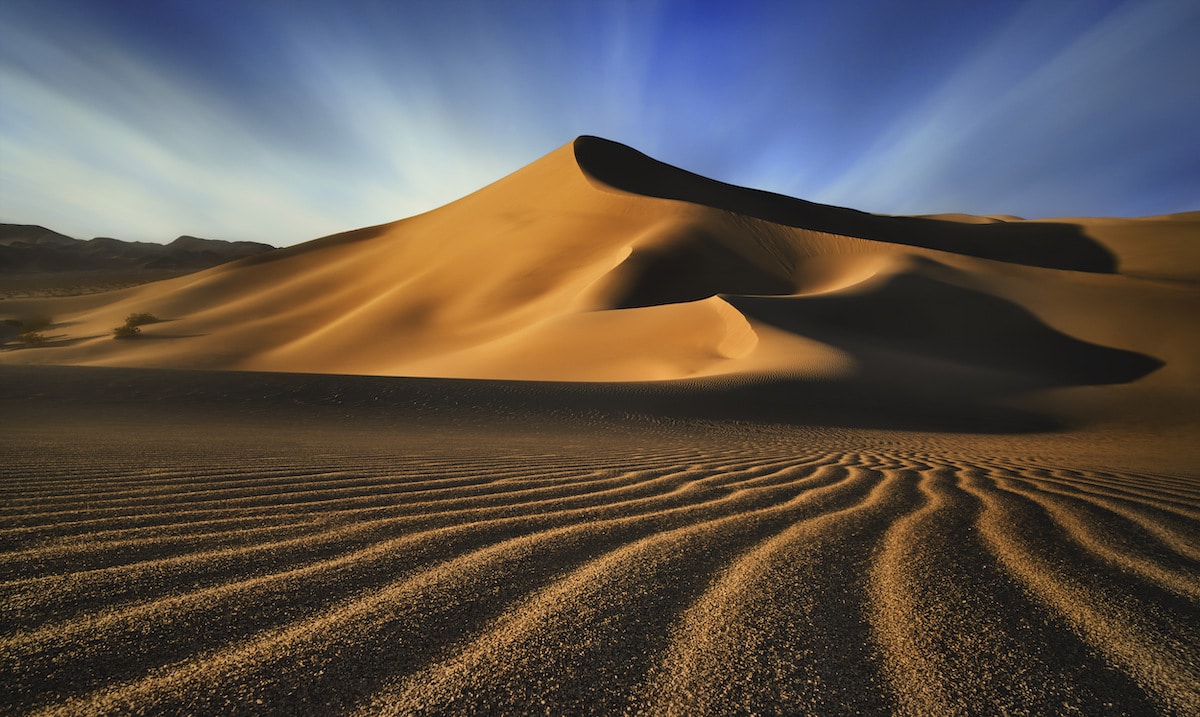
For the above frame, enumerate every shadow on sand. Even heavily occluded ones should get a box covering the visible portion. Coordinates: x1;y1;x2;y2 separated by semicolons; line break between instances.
575;136;1116;273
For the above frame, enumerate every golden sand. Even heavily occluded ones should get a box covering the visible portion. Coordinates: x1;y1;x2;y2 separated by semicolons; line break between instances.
0;380;1196;715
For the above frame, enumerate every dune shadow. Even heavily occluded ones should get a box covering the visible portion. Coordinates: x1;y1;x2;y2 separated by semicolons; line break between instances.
599;226;795;309
575;136;1116;273
0;363;1060;435
134;332;206;340
43;335;104;348
678;269;1165;432
727;272;1161;389
652;379;1067;434
1;333;102;349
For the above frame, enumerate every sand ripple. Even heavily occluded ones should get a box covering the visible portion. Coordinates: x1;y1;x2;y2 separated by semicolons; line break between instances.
1;436;1197;715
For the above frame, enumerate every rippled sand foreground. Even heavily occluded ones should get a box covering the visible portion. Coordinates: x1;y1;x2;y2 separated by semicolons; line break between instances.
2;369;1198;715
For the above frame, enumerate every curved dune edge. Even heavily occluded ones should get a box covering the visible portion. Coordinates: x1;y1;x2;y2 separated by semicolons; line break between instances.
2;418;1197;716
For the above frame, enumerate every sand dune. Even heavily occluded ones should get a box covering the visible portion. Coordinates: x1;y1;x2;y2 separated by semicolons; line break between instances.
2;137;1195;410
1;371;1197;715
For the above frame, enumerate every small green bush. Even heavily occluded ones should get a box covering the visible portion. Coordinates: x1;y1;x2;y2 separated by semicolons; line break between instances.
125;312;158;327
112;325;141;339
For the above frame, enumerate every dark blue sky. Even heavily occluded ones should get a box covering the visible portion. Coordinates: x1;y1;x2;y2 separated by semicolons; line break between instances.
2;0;1197;245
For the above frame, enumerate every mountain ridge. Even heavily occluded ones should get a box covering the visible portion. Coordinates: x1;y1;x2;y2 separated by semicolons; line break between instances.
0;223;276;274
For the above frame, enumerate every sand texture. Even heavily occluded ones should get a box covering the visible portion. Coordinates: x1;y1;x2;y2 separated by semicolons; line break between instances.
0;367;1197;715
1;137;1198;714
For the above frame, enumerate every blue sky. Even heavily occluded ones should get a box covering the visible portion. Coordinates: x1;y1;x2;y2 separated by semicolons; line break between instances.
1;0;1197;246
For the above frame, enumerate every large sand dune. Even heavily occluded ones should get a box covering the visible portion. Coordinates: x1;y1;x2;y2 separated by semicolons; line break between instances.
3;138;1196;410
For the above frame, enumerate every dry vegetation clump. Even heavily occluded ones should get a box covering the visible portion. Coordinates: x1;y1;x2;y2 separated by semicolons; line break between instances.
113;312;158;339
3;316;53;347
17;330;48;346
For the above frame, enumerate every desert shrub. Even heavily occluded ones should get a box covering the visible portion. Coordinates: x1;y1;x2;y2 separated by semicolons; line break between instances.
10;317;52;346
112;311;158;339
17;330;47;346
125;312;159;327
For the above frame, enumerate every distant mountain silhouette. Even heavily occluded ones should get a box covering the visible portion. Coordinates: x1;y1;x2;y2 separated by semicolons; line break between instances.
0;224;275;274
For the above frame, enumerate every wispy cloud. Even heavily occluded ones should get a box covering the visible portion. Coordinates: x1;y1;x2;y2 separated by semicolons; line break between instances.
814;0;1200;216
1;0;1196;245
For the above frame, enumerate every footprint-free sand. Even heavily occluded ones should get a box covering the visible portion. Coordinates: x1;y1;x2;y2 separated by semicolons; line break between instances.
2;366;1197;715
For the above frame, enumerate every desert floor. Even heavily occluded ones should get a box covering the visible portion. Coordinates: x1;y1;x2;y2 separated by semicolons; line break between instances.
1;364;1197;716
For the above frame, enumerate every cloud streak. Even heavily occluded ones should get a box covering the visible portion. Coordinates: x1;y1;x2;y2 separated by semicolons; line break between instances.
1;0;1197;246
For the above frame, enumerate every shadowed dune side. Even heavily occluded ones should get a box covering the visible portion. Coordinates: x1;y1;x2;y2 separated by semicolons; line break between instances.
1067;212;1200;282
728;258;1163;390
0;363;1062;434
574;136;1117;273
583;221;795;309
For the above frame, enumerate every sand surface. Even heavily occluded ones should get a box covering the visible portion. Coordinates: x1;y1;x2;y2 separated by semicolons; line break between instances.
1;365;1198;715
2;136;1198;714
